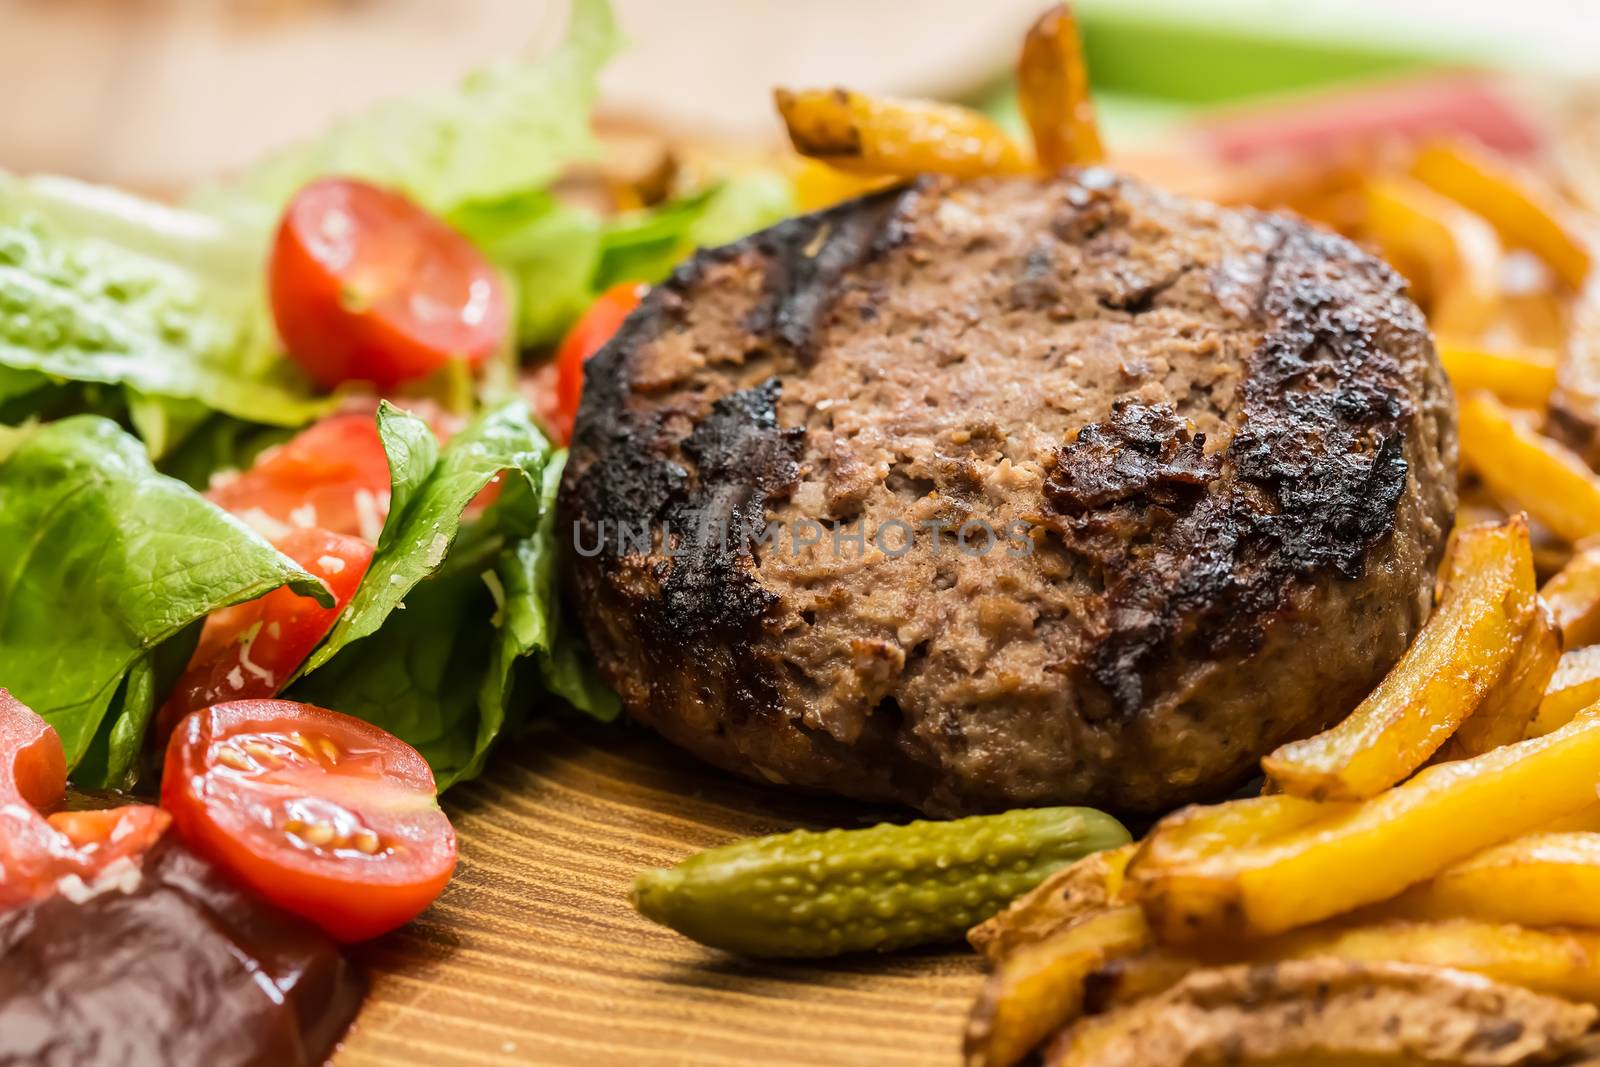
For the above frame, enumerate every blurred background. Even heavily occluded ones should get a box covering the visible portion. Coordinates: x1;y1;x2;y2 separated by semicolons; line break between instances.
4;0;1598;195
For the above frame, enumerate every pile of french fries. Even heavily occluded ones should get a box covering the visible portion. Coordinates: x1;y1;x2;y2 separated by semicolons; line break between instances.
773;3;1600;1059
962;509;1600;1065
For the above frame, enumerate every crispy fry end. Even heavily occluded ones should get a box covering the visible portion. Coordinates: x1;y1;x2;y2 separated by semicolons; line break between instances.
1017;4;1104;171
774;88;1030;180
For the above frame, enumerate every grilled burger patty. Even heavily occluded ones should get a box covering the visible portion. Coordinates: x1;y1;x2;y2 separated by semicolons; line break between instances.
559;170;1457;816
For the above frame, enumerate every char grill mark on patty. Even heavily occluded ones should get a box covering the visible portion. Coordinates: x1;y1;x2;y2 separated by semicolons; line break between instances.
1051;219;1416;718
563;183;921;654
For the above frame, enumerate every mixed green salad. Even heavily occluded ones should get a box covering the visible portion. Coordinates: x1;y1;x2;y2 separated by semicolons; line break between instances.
0;0;792;794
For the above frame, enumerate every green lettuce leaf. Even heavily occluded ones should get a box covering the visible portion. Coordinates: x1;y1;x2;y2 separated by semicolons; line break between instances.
193;0;619;229
0;173;334;432
518;453;619;722
0;416;331;772
299;402;549;675
0;365;43;405
594;172;795;293
453;193;604;347
463;172;795;349
289;401;565;786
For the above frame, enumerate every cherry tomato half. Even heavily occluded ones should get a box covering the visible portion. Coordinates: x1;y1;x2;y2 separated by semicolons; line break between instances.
549;281;646;442
270;177;508;390
0;690;169;910
157;528;373;737
207;413;393;542
162;700;456;942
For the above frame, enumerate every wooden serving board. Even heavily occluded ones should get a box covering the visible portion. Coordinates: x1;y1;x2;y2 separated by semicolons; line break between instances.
334;717;984;1067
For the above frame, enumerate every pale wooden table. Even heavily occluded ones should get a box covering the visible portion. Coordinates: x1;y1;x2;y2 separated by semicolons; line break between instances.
336;718;984;1066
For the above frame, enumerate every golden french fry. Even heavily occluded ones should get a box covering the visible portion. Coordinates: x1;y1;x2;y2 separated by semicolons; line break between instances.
1133;706;1600;942
1363;175;1503;338
1017;4;1104;171
774;88;1030;179
1275;919;1600;1003
1262;517;1536;799
1542;801;1600;833
1541;540;1600;649
1130;793;1349;870
1436;598;1559;758
963;905;1148;1067
1531;645;1600;736
1050;958;1596;1067
1438;343;1558;410
1504;283;1570;350
1458;391;1600;543
1088;919;1600;1009
968;843;1135;965
1387;833;1600;929
788;158;897;212
1080;948;1200;1013
1553;276;1600;470
1410;141;1592;291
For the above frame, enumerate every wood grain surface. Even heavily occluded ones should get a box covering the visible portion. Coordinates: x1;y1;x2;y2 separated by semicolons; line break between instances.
334;717;983;1067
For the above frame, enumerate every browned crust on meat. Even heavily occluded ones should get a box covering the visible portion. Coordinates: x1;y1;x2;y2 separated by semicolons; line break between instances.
559;170;1456;815
1046;959;1597;1067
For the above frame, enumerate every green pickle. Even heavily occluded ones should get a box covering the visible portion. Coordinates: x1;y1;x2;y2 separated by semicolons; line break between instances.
631;806;1130;958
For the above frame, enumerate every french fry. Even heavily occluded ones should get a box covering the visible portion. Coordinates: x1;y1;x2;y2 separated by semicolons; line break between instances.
1277;919;1600;1004
1052;958;1596;1067
1262;517;1536;799
1458;391;1600;543
1541;801;1600;833
1530;645;1600;736
789;158;897;213
962;905;1149;1067
1387;833;1600;929
1017;4;1104;171
774;89;1030;180
1130;793;1349;870
968;843;1135;965
1438;343;1559;410
1363;175;1503;338
1133;706;1600;942
1436;599;1559;758
1551;274;1600;466
1541;540;1600;649
1503;283;1569;351
1410;141;1592;291
1089;919;1600;1008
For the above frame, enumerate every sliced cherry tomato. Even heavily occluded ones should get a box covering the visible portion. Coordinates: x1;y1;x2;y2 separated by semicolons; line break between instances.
1;690;168;910
207;413;392;542
162;700;456;942
549;281;646;442
270;177;508;390
46;806;172;873
157;529;374;738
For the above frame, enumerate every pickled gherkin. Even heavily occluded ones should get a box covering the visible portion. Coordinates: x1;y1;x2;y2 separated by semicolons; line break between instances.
631;807;1130;958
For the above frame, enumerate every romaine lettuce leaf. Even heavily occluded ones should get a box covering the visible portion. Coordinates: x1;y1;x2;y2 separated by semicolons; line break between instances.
594;171;795;293
288;404;615;786
0;173;334;433
453;193;604;347
297;401;549;675
0;416;331;772
518;453;619;722
464;173;795;349
193;0;619;229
